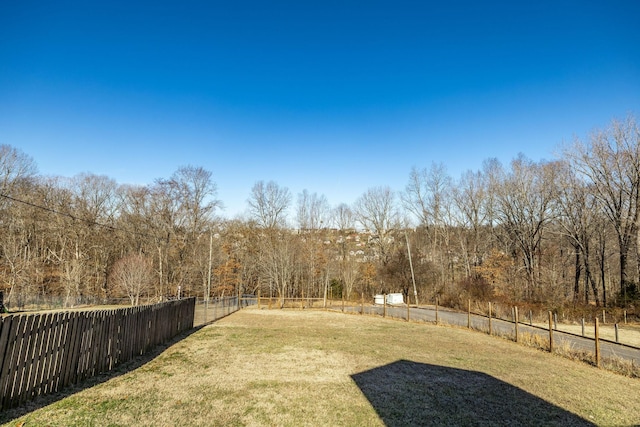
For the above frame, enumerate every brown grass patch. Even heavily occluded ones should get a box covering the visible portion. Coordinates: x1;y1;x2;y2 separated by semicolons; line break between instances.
2;308;639;426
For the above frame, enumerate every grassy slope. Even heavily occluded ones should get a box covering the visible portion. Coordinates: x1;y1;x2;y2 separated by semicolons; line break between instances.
2;309;639;427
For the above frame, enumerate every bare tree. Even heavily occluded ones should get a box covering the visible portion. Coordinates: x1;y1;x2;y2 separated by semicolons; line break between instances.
491;154;560;300
0;157;37;307
110;253;153;306
168;165;221;237
403;163;454;287
402;163;451;227
332;203;355;231
0;146;39;306
296;189;330;230
256;231;298;306
169;166;221;298
68;173;118;224
71;173;119;297
0;144;38;198
143;167;221;298
247;180;291;229
328;202;358;301
354;186;399;264
452;169;490;278
481;157;502;231
564;116;640;300
555;161;600;305
403;166;430;226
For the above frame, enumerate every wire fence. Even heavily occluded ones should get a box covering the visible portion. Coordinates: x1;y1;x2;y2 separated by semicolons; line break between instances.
326;298;640;369
193;295;257;327
0;291;162;313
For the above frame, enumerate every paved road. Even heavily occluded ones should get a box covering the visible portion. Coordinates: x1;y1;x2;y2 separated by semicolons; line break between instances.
333;304;640;365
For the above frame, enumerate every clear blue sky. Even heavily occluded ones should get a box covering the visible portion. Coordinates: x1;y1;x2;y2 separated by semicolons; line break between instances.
1;1;639;218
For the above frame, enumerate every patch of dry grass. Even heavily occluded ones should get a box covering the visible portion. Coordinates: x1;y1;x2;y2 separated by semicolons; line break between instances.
2;308;640;426
513;330;640;378
528;321;640;347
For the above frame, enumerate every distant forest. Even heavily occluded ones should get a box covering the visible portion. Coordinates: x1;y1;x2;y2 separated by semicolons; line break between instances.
1;115;639;312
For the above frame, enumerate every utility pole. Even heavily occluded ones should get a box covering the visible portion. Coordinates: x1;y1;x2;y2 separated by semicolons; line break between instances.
405;231;419;306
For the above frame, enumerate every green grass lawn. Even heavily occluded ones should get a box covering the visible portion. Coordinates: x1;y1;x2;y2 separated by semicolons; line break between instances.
2;308;639;426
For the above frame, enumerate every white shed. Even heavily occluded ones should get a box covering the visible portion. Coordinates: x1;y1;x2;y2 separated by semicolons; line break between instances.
374;294;385;305
386;293;404;305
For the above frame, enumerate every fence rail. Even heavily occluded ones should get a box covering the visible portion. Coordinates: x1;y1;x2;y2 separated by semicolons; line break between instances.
0;298;195;410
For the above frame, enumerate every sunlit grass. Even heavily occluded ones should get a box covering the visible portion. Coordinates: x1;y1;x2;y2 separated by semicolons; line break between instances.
2;308;639;426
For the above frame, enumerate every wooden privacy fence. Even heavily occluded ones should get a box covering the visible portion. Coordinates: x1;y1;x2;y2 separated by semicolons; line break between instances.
0;298;195;410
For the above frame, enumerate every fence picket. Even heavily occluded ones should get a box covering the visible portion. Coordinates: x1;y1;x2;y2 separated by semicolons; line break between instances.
39;312;61;395
0;315;15;403
21;313;47;403
1;315;27;408
1;298;196;410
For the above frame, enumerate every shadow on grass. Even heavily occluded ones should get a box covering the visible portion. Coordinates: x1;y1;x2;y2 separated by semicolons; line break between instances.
0;324;206;425
351;360;595;427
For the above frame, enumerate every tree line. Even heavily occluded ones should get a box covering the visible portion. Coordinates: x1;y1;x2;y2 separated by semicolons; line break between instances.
1;116;639;310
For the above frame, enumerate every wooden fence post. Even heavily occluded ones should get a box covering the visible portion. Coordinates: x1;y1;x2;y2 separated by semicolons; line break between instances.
435;297;439;325
595;317;601;368
615;323;619;343
514;306;519;343
257;289;261;309
467;299;471;329
361;292;364;315
406;298;410;322
383;294;387;318
488;302;492;335
548;311;553;353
